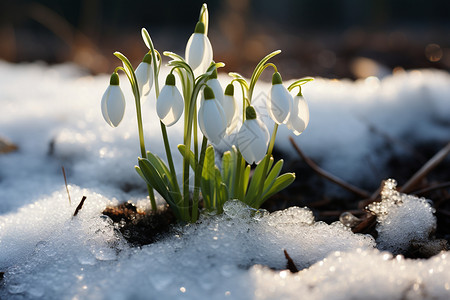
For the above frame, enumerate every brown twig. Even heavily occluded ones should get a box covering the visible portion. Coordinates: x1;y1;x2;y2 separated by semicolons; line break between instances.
62;166;71;205
400;142;450;193
318;209;365;217
73;196;87;217
352;214;377;234
284;250;299;273
358;182;383;209
411;182;450;196
289;137;371;198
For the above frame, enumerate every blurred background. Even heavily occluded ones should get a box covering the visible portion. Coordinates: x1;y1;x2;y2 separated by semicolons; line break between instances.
0;0;449;80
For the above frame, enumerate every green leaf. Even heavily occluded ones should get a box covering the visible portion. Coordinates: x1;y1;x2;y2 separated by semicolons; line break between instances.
136;159;169;200
177;145;196;170
201;145;216;209
146;151;180;195
262;159;284;195
221;151;236;196
244;155;274;207
242;165;251;197
258;173;295;207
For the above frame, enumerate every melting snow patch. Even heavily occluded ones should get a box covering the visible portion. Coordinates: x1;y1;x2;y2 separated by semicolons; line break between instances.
367;179;437;254
250;249;450;300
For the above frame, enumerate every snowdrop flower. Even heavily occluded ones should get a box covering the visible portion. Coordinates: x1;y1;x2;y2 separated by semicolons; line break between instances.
198;86;227;144
237;106;270;164
286;89;309;135
157;73;184;126
185;22;213;76
135;53;153;97
206;68;224;107
268;72;292;124
223;83;238;132
101;72;126;128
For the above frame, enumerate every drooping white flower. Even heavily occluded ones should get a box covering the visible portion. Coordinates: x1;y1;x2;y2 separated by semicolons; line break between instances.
237;106;270;164
286;89;309;135
223;83;238;132
156;73;184;126
135;53;153;97
185;22;213;77
206;68;224;107
268;72;292;124
198;86;227;144
101;72;126;128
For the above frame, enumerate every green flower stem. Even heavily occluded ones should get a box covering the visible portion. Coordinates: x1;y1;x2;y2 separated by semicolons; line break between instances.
113;61;157;211
287;77;314;91
248;50;281;102
256;123;279;201
143;30;180;212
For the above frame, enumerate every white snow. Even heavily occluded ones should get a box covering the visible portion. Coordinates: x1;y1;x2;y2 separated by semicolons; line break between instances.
0;61;449;299
367;179;437;254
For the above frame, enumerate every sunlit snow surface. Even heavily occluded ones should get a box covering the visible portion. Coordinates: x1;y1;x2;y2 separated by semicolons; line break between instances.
0;61;449;299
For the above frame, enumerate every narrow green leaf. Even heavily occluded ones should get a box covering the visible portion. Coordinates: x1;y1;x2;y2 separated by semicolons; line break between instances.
136;159;169;200
242;165;251;196
244;155;274;207
201;146;216;209
258;173;296;207
146;151;179;194
177;145;196;170
262;159;284;195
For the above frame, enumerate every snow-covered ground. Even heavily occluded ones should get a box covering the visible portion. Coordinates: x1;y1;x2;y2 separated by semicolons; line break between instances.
0;61;449;299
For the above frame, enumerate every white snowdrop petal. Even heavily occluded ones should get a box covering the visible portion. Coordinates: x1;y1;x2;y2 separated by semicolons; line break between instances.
186;33;205;72
106;86;126;127
207;79;224;107
297;96;310;127
237;119;269;164
287;95;309;135
135;62;153;97
268;84;292;124
196;35;213;75
101;86;112;126
223;94;237;127
186;33;213;77
199;100;226;144
157;86;184;127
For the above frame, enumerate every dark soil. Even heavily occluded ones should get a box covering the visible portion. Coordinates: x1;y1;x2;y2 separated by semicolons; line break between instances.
102;202;177;247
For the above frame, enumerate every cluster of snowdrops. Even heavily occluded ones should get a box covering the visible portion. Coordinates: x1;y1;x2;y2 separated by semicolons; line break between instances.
101;4;312;222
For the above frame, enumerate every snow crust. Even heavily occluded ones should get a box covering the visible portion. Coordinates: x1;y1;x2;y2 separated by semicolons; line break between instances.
0;61;449;299
367;179;437;254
